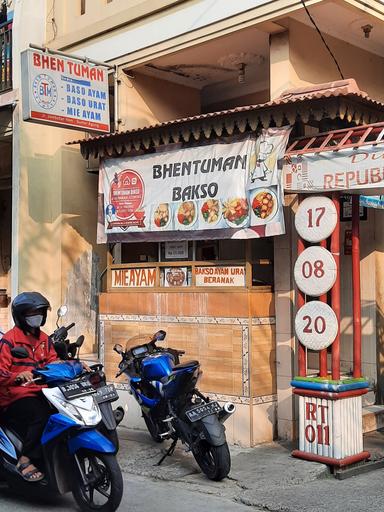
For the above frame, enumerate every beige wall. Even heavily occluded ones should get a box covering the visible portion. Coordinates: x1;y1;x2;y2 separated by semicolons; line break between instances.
119;72;200;130
14;119;103;350
289;19;384;101
46;0;183;46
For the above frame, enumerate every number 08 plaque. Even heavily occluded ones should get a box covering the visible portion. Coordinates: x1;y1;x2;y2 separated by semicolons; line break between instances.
294;246;337;297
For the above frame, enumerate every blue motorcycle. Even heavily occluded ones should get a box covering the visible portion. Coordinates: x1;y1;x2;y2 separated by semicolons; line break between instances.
114;330;235;481
0;347;123;512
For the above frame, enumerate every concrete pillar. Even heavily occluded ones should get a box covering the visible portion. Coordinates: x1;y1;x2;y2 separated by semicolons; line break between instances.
375;209;384;403
270;31;299;100
274;196;297;440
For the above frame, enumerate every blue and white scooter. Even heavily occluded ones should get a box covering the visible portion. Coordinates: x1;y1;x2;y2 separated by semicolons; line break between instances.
0;348;123;512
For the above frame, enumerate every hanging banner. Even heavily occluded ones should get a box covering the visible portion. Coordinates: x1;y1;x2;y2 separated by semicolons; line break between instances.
98;128;291;243
21;49;110;133
284;145;384;194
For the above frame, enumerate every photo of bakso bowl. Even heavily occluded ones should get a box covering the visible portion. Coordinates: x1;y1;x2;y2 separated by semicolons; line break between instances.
200;199;221;226
153;203;171;229
222;198;249;228
251;188;278;223
176;201;197;229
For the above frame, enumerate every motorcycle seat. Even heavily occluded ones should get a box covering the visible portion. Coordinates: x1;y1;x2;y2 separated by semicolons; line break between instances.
173;360;199;370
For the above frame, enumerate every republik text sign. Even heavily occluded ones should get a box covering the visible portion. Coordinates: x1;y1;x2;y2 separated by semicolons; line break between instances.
21;49;110;133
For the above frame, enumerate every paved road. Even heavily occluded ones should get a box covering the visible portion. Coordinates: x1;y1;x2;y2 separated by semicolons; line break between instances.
2;465;384;512
0;474;255;512
2;428;384;512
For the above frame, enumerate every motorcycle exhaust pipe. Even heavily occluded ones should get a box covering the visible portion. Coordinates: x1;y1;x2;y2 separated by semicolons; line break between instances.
218;402;236;424
114;406;125;426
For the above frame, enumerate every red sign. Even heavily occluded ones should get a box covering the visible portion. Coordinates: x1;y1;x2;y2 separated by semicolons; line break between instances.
108;170;145;228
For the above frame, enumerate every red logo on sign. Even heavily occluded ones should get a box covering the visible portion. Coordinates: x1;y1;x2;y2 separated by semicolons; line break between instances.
110;170;145;221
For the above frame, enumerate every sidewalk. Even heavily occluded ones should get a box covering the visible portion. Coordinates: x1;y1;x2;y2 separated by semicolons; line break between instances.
116;427;384;512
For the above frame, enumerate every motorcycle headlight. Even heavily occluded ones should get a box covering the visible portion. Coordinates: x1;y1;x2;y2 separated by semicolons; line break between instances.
55;396;84;423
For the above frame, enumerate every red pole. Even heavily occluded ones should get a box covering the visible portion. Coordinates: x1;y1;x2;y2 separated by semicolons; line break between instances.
331;193;341;381
352;195;362;378
319;238;328;378
297;195;306;377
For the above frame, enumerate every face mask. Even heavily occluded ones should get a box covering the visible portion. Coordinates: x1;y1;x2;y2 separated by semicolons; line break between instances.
25;314;44;328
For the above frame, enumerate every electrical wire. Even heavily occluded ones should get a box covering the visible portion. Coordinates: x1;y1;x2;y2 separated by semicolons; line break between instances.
300;0;344;80
46;0;57;40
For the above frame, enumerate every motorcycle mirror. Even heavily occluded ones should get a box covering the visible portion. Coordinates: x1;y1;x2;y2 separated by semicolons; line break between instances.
155;330;166;342
57;305;68;318
11;347;29;359
75;335;85;348
113;344;124;355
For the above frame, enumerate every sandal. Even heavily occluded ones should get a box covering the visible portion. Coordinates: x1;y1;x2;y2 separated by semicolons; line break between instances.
16;460;45;482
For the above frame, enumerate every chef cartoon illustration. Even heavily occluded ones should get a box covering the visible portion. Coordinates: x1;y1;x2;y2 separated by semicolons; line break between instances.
250;136;275;183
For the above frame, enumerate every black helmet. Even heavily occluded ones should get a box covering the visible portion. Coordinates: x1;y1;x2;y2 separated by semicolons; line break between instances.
12;292;51;334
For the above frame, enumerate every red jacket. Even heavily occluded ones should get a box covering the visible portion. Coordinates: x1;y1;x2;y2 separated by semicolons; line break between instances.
0;326;58;408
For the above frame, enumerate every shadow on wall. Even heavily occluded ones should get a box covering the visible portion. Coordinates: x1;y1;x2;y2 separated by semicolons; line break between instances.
18;142;102;351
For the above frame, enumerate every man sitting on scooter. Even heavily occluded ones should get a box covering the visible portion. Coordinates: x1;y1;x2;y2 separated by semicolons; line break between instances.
0;292;59;482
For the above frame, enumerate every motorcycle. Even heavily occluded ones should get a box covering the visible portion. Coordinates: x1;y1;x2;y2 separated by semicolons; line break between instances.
114;330;235;481
0;348;123;511
50;305;124;450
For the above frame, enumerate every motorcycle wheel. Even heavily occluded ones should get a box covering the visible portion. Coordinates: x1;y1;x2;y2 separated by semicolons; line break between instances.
192;441;231;481
143;413;164;443
72;451;123;512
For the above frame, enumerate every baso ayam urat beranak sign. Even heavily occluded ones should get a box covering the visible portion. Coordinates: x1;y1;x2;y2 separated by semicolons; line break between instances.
21;48;110;133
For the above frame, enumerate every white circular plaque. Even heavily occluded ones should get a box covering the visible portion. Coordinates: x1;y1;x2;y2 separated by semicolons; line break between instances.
295;196;337;242
294;246;337;296
295;301;338;350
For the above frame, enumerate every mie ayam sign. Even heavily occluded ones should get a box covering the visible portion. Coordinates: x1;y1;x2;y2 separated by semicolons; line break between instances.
284;145;384;194
21;49;110;133
112;268;156;288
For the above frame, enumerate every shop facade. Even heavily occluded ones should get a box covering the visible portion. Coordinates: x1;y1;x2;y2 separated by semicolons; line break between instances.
74;86;384;445
2;0;384;446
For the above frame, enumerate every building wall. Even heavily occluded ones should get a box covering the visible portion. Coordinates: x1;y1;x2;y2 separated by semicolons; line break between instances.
9;0;105;349
119;72;201;130
288;19;384;101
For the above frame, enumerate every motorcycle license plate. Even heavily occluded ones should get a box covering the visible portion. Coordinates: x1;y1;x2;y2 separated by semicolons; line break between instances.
185;401;221;422
59;380;96;400
94;384;119;404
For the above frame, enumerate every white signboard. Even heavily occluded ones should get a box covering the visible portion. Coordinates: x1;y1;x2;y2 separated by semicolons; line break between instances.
21;49;110;133
295;301;338;350
294;246;337;297
295;196;337;243
98;129;291;243
195;266;245;287
165;241;188;259
111;268;156;288
284;145;384;194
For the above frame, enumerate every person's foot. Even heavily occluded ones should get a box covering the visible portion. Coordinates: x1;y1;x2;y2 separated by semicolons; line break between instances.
16;456;45;482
